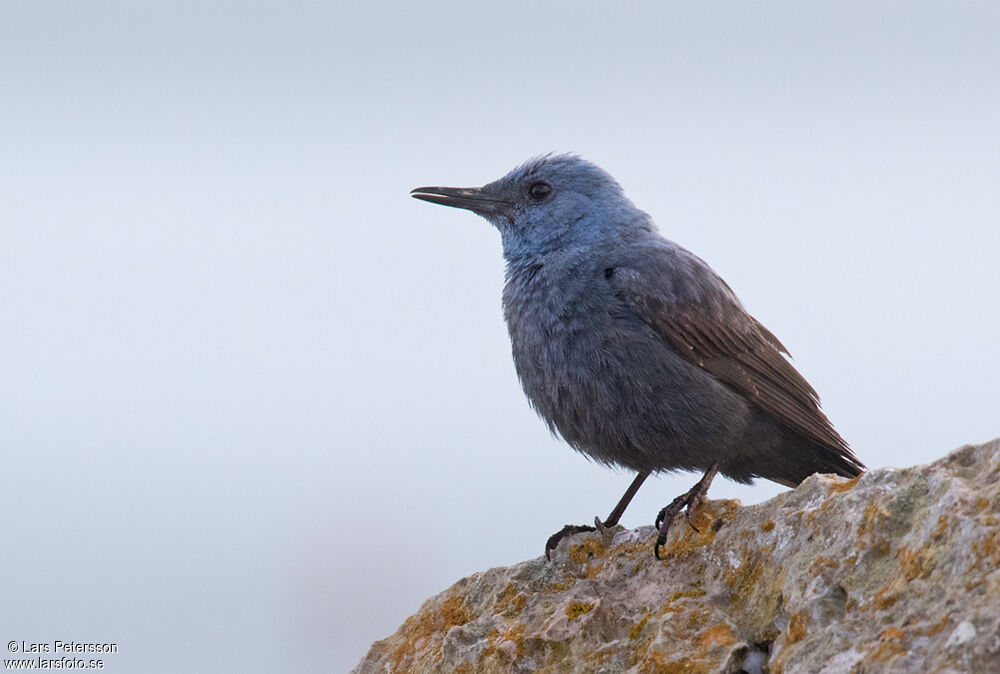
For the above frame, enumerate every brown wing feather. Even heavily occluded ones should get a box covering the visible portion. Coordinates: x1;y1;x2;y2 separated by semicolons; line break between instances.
616;266;855;459
752;318;790;355
658;310;851;453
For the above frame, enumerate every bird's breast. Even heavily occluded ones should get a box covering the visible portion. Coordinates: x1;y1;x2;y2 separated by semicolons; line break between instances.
501;260;631;439
499;256;751;471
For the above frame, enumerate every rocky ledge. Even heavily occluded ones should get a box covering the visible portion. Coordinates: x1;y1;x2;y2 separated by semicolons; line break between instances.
354;439;1000;673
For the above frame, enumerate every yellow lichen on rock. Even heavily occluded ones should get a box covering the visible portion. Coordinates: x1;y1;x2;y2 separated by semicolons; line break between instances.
354;439;1000;674
568;538;606;564
565;600;595;620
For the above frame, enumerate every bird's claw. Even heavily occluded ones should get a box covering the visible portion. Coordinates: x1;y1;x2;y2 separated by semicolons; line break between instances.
544;522;598;560
653;465;718;558
685;508;701;533
653;491;704;559
593;516;610;537
654;492;687;531
654;528;669;560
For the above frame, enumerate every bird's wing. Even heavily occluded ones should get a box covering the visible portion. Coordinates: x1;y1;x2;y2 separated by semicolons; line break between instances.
611;250;856;459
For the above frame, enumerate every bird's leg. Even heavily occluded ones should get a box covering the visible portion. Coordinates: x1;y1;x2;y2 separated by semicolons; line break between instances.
654;464;718;559
600;470;650;528
545;471;650;560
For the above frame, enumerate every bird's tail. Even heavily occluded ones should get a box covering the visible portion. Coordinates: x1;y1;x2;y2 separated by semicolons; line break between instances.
722;412;865;488
766;431;865;487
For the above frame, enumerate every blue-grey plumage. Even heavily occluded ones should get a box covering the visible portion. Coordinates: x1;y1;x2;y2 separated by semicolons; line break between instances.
412;154;864;556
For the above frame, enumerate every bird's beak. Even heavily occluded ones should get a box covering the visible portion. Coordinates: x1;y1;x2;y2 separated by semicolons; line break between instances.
410;186;510;216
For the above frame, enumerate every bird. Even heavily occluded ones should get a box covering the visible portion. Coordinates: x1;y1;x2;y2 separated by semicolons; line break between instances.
411;154;864;559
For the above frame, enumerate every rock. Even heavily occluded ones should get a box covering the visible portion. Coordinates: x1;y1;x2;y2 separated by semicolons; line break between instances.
353;439;1000;673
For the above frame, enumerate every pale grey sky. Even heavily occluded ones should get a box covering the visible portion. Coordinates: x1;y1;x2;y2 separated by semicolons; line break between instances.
2;2;998;672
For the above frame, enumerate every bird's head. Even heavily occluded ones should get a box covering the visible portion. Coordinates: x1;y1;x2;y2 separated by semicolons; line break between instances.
411;154;653;259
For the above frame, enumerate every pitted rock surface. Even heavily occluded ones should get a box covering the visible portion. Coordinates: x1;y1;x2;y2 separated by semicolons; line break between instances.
354;439;1000;673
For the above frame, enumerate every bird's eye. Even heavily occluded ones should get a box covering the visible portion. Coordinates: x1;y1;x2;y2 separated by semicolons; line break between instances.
528;182;552;200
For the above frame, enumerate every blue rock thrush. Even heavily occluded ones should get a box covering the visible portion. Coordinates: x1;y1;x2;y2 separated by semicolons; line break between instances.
411;154;864;559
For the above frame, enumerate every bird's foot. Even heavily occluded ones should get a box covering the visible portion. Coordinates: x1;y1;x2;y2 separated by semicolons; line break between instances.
545;518;608;561
592;515;612;538
653;492;703;552
653;465;718;559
